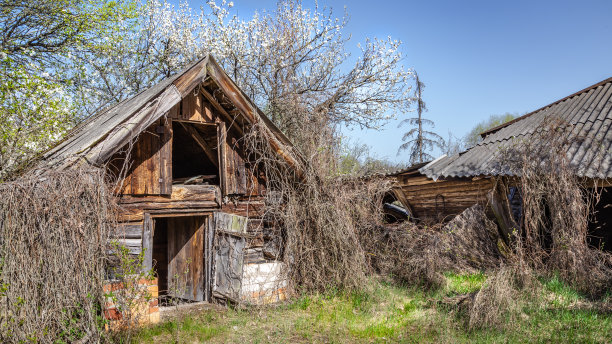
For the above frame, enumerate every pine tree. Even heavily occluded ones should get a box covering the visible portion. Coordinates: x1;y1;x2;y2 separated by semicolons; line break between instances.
398;72;443;164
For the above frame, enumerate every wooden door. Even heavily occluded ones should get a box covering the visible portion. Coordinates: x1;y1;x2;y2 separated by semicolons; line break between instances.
212;212;248;302
167;216;206;301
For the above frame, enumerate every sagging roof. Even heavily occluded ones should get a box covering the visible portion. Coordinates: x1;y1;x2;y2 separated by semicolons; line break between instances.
385;161;430;177
420;77;612;180
37;55;302;173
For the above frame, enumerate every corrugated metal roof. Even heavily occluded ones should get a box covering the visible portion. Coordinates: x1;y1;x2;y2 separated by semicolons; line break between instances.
420;77;612;180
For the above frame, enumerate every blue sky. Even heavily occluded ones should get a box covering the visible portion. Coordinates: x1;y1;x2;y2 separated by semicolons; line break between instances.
185;0;612;163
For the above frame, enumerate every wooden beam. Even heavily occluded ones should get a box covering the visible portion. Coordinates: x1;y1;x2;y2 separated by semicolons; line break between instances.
200;88;244;136
142;213;153;272
178;122;219;168
487;178;519;246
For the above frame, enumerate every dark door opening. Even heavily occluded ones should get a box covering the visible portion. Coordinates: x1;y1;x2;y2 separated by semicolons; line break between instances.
588;187;612;252
153;215;211;304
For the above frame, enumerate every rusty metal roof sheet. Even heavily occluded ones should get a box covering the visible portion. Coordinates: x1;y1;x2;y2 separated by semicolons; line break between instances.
420;77;612;180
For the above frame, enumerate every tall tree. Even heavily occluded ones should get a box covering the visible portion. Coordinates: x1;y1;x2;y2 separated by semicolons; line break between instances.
78;0;414;151
398;72;443;164
463;112;517;147
0;0;136;180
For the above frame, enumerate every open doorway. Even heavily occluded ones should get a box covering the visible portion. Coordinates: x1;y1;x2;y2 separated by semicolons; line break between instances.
153;215;211;305
588;187;612;252
172;122;220;186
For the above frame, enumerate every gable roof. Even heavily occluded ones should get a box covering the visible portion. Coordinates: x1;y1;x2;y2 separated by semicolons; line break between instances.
36;55;302;173
420;77;612;180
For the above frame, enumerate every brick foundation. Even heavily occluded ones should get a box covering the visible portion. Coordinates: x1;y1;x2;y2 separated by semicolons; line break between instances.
103;278;160;328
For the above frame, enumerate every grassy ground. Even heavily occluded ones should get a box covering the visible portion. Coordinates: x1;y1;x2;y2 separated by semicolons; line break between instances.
132;273;611;343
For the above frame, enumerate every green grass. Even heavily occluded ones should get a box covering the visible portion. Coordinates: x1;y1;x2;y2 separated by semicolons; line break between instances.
133;273;612;343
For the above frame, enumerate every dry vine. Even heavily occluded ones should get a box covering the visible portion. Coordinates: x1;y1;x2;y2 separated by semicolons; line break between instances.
363;204;504;289
497;117;612;296
241;114;393;293
0;168;118;343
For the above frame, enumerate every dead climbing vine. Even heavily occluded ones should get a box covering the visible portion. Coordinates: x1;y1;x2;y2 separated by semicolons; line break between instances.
501;118;612;296
241;114;393;293
0;168;118;343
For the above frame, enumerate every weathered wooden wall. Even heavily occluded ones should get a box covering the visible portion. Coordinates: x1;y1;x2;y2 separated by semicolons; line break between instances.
108;77;286;305
393;170;494;223
112;118;172;196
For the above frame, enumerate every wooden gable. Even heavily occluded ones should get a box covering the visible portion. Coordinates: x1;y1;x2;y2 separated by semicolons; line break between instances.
111;86;266;198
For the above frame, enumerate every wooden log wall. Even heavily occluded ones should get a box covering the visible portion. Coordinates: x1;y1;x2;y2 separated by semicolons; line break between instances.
394;172;494;223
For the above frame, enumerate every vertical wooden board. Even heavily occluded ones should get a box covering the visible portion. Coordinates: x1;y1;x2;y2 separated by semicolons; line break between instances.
205;218;214;301
217;122;228;196
222;130;248;196
233;136;247;195
224;132;236;194
211;212;247;301
143;213;153;272
147;127;159;195
167;217;205;301
202;100;215;122
129;134;140;194
160;118;173;195
181;91;203;122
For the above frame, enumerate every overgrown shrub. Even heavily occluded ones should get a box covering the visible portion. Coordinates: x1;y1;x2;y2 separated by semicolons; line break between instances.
501;118;612;296
243;119;392;293
364;204;503;289
0;168;117;343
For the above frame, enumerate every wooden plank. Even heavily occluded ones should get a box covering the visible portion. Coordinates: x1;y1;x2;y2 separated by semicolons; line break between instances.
232;135;247;195
119;185;219;204
147;122;159;194
160;118;173;195
167;216;206;301
218;122;228;196
211;212;248;302
221;201;266;218
202;100;215;122
114;223;143;239
181;91;205;122
206;217;214;302
120;200;219;212
114;238;142;255
143;213;153;272
173;58;208;97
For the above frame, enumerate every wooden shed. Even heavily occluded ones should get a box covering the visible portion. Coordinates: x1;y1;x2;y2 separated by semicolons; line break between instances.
36;55;302;306
387;161;494;223
393;77;612;248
